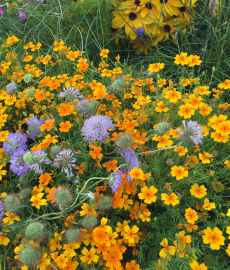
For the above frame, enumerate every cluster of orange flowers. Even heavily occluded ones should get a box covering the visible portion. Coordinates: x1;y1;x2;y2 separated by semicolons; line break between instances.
0;36;230;270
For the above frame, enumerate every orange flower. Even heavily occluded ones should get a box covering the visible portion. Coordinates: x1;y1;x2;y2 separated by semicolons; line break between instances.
123;225;139;244
53;40;64;51
202;227;225;250
58;103;74;117
185;208;198;224
89;146;103;159
129;167;145;180
103;247;123;269
174;146;188;156
152;134;173;148
93;227;108;244
174;52;189;65
164;90;182;103
199;152;214;164
64;215;76;228
138;186;158;204
39;173;53;186
148;63;164;73
161;193;179;206
125;260;140;270
40;119;55;132
30;193;47;209
190;183;207;199
202;198;216;211
59;121;74;132
178;104;195;119
100;49;109;58
170;165;188;180
46;187;60;203
159;238;176;258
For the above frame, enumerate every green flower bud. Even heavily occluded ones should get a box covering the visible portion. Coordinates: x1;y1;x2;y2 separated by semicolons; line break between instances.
55;189;73;208
87;101;98;115
97;196;113;211
26;89;35;97
115;133;133;149
50;145;61;155
66;228;81;243
66;92;75;102
19;188;32;200
20;245;42;267
82;215;98;230
19;176;28;186
25;222;45;241
4;195;21;213
111;77;126;93
23;152;34;164
154;122;171;135
24;74;32;83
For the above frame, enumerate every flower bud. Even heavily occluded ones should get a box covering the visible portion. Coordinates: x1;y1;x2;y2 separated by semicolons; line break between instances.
50;145;61;155
25;222;45;241
154;122;171;135
26;89;35;97
24;73;32;83
55;189;73;208
23;151;33;164
114;133;133;149
87;101;99;115
82;215;98;230
66;228;81;243
111;77;126;93
19;188;32;200
97;196;113;211
4;195;21;213
20;245;42;267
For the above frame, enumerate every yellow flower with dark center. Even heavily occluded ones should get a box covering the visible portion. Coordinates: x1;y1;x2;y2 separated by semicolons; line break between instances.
154;0;183;16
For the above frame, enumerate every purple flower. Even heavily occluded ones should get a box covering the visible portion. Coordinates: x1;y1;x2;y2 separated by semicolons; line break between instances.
118;149;140;181
27;116;45;139
6;82;17;94
18;10;26;19
28;149;51;174
53;149;77;179
0;201;5;222
108;170;122;193
3;132;28;155
135;27;145;38
36;0;43;2
176;120;204;145
0;7;4;15
82;115;115;143
10;149;30;177
59;87;84;101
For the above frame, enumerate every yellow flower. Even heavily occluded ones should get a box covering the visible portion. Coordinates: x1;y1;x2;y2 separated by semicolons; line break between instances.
100;49;109;58
159;238;176;258
202;198;216;211
190;261;208;270
185;208;198;224
30;193;47;209
202;227;225;250
178;104;195;119
171;166;188;180
161;193;179;206
148;63;164;73
0;232;10;246
138;186;158;204
190;183;207;199
174;52;189;65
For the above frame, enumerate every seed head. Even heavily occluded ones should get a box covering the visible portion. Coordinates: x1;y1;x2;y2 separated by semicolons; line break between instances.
4;195;21;213
25;222;45;241
81;215;98;230
66;228;81;243
20;245;42;267
55;188;73;208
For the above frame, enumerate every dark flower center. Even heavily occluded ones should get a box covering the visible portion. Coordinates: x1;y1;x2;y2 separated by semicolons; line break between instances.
145;3;152;9
135;0;140;6
179;6;186;12
129;12;137;20
111;27;117;32
164;25;171;32
160;0;168;3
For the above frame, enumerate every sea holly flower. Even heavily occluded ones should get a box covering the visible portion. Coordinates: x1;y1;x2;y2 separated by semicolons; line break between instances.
58;87;84;102
26;150;51;174
202;227;225;250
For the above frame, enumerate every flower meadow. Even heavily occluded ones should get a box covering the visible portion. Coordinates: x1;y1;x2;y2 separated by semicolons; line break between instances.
0;35;230;270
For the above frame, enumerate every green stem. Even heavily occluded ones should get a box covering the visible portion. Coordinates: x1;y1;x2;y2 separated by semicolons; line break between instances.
135;142;182;156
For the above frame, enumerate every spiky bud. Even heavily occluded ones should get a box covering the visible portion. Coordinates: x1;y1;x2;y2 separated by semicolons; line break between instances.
19;188;32;200
154;122;170;135
26;89;34;97
97;196;113;211
66;228;81;243
19;175;29;186
4;195;21;213
23;151;34;164
66;92;75;102
24;74;32;83
50;145;61;155
114;133;133;149
20;245;42;267
25;222;45;241
82;215;98;230
111;77;126;93
55;189;73;208
87;101;98;115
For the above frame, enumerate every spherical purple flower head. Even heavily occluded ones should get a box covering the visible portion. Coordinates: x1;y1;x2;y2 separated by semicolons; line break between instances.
176;120;204;145
118;149;140;181
108;170;122;193
3;132;28;155
59;87;84;102
6;82;17;95
18;10;26;19
135;27;145;38
10;149;30;177
82;115;115;143
0;201;6;222
28;149;51;174
53;149;77;179
27;116;45;139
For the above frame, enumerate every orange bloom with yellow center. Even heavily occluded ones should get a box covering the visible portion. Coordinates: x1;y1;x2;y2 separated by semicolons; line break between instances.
148;63;164;73
124;225;139;244
153;134;173;149
40;119;55;132
103;247;123;269
185;208;198;224
89;146;103;160
170;165;188;180
178;104;195;119
129;167;145;180
190;183;207;199
202;227;225;250
138;186;158;204
164;90;182;103
174;52;189;65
